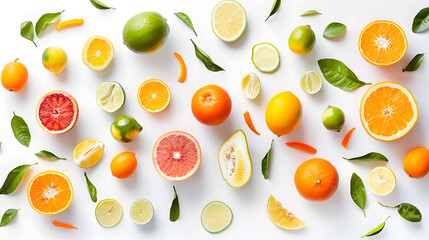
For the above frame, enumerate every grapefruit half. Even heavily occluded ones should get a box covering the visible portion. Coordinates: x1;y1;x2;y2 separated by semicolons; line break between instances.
152;131;201;181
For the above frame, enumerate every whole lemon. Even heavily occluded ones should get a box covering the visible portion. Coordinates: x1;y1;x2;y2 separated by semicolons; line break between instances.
42;47;67;76
265;92;302;136
288;25;316;54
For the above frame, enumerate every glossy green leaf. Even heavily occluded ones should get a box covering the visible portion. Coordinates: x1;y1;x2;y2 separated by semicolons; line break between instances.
89;0;115;10
350;173;366;217
190;39;224;72
84;172;97;203
301;10;321;16
323;22;346;39
343;152;388;162
266;0;281;21
20;21;36;47
0;163;37;195
11;112;31;147
378;202;422;222
361;216;390;238
35;150;66;160
35;10;64;37
403;53;425;72
412;7;429;33
175;12;197;36
318;58;369;90
0;209;19;227
261;140;273;180
170;186;180;222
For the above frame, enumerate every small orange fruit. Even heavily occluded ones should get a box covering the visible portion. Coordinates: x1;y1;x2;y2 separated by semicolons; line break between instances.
137;79;171;113
403;147;429;178
294;158;339;201
191;85;232;126
111;152;138;179
1;59;28;92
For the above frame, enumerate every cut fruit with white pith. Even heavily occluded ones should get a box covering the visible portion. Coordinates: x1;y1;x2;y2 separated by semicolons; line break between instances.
95;81;125;113
212;0;247;42
73;138;104;168
95;199;123;228
267;195;306;230
252;43;280;73
300;70;322;94
218;130;252;188
201;201;233;233
241;73;261;99
129;199;153;225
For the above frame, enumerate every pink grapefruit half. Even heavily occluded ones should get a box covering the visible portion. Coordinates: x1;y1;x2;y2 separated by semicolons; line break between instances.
153;131;201;181
36;90;78;135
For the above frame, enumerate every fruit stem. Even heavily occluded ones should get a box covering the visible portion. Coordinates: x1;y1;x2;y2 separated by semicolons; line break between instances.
14;58;19;62
378;202;397;209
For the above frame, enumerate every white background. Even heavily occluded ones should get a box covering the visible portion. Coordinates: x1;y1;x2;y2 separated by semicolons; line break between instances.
0;0;428;239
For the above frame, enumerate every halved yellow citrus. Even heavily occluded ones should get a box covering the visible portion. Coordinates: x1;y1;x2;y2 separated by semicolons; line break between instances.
73;138;104;168
82;35;114;71
267;195;306;230
367;166;396;196
137;79;171;113
241;73;261;99
212;0;247;42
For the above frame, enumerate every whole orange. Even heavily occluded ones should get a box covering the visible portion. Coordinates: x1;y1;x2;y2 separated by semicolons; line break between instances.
191;85;232;126
111;152;138;179
403;147;429;178
294;158;339;201
1;59;28;92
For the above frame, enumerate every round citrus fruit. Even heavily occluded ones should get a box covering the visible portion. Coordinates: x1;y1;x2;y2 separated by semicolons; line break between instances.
27;171;73;215
360;82;418;141
153;131;201;181
201;201;233;233
95;81;125;113
137;79;171;113
251;43;280;73
123;11;169;53
191;85;232;126
36;90;78;135
111;152;138;179
322;105;345;132
265;92;302;136
367;166;396;196
110;115;142;142
294;158;339;201
95;199;123;228
130;198;153;225
267;195;306;230
42;47;67;76
1;59;28;92
73;138;104;168
358;20;407;66
403;147;429;178
289;25;316;54
82;35;114;71
211;0;247;42
300;70;322;95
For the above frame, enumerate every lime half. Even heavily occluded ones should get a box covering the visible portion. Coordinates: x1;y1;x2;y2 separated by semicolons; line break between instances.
241;73;261;99
252;43;280;73
212;0;247;42
95;81;125;113
300;70;322;94
95;199;123;228
201;201;233;233
129;199;154;225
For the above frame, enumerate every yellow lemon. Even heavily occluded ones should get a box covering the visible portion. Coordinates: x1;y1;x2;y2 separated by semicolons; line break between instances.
265;92;302;136
42;47;67;76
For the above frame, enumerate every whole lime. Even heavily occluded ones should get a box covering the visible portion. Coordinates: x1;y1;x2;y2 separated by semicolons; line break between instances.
122;12;169;53
322;106;345;132
288;25;316;54
111;115;142;142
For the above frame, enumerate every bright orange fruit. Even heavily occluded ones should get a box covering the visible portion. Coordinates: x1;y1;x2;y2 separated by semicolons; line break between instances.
111;152;138;179
137;79;171;113
1;59;28;92
191;85;232;126
403;147;429;178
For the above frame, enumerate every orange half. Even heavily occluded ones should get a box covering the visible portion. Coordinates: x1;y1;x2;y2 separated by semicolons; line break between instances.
360;82;418;141
137;79;171;113
358;20;407;66
82;35;114;71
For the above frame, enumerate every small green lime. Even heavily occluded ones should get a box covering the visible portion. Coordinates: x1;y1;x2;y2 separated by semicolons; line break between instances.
111;115;142;142
288;25;316;54
322;106;345;132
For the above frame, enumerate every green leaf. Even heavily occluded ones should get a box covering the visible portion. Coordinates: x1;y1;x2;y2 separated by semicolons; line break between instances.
89;0;115;10
343;152;388;162
20;21;36;47
361;216;390;238
35;150;66;160
190;39;224;72
261;140;273;180
301;10;321;16
0;209;20;227
318;58;369;91
175;12;197;36
169;186;180;222
266;0;281;21
0;163;37;195
323;22;346;39
378;202;422;222
412;7;429;33
0;142;2;151
11;112;31;147
350;173;366;217
35;10;64;37
403;53;425;72
84;172;97;203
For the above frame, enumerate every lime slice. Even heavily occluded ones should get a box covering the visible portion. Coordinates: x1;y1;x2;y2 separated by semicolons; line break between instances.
201;201;233;233
95;81;125;113
252;43;280;73
129;199;154;225
73;138;104;168
95;199;123;228
212;0;247;42
300;70;322;94
241;73;261;99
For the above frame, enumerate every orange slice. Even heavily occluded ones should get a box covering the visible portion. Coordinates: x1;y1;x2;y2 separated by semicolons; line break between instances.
137;79;171;113
27;171;73;215
82;35;114;71
358;20;407;66
360;82;418;141
267;195;306;230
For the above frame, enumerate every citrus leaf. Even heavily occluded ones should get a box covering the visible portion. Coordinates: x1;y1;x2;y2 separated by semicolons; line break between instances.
323;22;346;39
89;0;115;10
378;202;422;222
0;209;19;227
190;39;224;72
170;186;180;222
301;10;321;16
35;150;66;160
361;216;390;238
20;21;36;47
35;10;64;37
11;112;31;147
175;12;197;36
350;173;366;217
84;172;97;202
266;0;281;21
318;58;369;90
343;152;388;162
412;7;429;33
261;140;274;180
403;53;425;72
0;163;37;195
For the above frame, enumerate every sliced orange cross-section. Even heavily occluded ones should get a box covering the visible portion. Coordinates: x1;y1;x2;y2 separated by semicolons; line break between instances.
82;35;114;71
137;79;171;113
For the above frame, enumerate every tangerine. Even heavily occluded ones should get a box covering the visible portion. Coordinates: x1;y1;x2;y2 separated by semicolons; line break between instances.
1;59;28;92
403;147;429;178
191;85;232;126
111;152;138;179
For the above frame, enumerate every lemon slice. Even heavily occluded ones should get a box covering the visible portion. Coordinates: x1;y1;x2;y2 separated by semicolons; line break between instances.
201;201;233;233
129;199;154;225
252;43;280;73
241;73;261;99
300;70;322;94
95;81;125;113
368;166;396;196
212;0;247;42
73;138;104;168
95;199;123;228
267;195;306;230
82;35;114;71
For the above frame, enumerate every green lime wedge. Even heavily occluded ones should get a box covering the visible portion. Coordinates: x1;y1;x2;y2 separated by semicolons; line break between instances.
300;70;322;94
201;201;233;233
129;198;153;225
252;43;280;73
241;73;261;99
95;81;125;113
95;199;123;228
